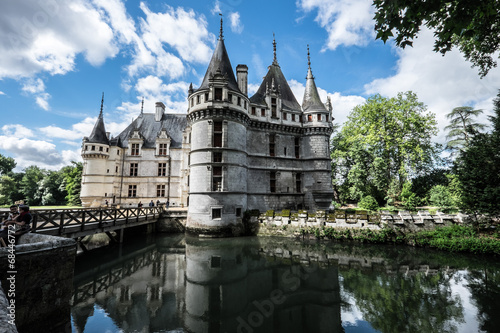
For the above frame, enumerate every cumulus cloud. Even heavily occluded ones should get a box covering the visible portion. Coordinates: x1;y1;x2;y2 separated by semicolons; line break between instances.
22;78;51;110
288;79;365;126
211;1;221;15
0;136;65;169
0;91;5;95
364;27;500;142
0;0;118;79
2;125;35;138
229;12;243;34
297;0;375;50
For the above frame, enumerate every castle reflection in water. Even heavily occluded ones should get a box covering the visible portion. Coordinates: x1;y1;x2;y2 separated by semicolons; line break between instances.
70;234;500;333
72;235;341;333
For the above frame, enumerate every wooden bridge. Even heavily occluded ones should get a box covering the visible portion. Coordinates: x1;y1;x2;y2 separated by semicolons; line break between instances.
1;206;165;240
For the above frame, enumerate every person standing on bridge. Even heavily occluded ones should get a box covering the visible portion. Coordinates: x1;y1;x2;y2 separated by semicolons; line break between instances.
149;200;154;207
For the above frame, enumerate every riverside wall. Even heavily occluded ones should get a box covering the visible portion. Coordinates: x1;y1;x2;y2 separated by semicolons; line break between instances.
252;209;468;237
0;233;77;333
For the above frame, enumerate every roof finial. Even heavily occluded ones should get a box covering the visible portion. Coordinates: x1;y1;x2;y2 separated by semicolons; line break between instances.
140;96;144;115
307;45;311;69
219;13;223;40
100;92;104;117
273;33;278;65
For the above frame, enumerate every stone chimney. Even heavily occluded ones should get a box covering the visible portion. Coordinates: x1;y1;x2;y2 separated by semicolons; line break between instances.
155;102;165;122
236;64;248;96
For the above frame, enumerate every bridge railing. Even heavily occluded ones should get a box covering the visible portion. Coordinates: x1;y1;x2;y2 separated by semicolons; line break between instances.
1;206;164;236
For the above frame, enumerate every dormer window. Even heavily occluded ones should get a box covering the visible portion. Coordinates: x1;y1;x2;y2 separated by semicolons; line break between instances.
214;88;222;101
158;144;168;156
271;97;277;118
131;143;140;156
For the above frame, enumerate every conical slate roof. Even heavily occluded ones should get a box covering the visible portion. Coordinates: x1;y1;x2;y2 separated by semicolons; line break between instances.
197;22;240;93
302;49;327;112
249;38;301;112
87;95;109;144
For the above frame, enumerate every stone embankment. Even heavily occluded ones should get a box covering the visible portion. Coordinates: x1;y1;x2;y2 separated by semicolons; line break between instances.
252;209;467;237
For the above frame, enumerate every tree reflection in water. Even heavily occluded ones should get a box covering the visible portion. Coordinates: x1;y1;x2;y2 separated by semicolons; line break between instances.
70;234;500;333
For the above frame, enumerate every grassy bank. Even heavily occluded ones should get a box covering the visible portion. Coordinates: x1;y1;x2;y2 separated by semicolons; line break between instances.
300;225;500;256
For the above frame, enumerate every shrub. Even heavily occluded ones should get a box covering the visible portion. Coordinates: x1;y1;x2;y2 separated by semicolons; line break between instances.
358;195;379;211
428;185;454;210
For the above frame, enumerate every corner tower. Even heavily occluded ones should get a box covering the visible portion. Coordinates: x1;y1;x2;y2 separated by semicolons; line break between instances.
301;47;334;209
81;94;113;207
186;19;249;236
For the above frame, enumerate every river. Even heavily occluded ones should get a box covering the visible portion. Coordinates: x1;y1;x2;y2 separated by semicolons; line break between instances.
69;233;500;333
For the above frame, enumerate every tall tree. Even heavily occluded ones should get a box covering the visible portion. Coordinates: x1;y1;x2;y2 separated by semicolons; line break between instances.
0;154;16;175
373;0;500;77
20;165;46;206
454;91;500;218
62;162;82;206
444;106;485;154
331;92;438;204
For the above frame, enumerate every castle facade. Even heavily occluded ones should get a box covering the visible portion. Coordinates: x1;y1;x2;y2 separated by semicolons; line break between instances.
81;22;334;236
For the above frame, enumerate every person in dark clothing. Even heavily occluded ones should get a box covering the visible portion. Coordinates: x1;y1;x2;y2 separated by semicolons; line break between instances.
1;205;31;244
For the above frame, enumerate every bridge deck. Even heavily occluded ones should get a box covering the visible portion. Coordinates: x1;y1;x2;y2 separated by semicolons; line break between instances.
0;207;170;238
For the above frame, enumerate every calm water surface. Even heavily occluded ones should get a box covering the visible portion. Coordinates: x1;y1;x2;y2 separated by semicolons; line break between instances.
70;234;500;333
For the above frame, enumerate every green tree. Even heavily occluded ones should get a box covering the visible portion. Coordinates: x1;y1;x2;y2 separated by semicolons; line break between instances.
36;170;67;206
373;0;500;77
453;91;500;218
0;154;16;175
445;106;485;154
331;92;439;204
62;162;82;206
20;166;46;206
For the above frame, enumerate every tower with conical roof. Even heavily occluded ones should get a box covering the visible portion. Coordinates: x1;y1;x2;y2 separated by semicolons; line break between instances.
300;46;334;209
186;18;249;235
81;93;114;207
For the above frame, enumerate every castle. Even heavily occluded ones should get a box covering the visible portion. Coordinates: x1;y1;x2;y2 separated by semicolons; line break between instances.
81;21;334;236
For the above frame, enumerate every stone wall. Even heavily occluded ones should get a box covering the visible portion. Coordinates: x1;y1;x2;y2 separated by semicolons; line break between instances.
0;233;77;333
252;209;467;237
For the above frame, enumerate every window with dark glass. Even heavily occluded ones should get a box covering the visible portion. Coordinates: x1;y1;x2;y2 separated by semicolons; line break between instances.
236;208;242;217
270;171;276;193
213;152;222;162
292;114;296;122
308;114;313;122
318;114;322;121
237;96;241;106
269;134;275;157
251;107;256;115
296;173;302;193
295;137;300;158
196;95;200;104
271;97;277;118
283;113;287;120
157;184;165;197
261;108;266;116
228;93;233;103
213;121;223;147
158;163;167;176
212;166;222;191
326;115;329;122
130;163;138;176
131;143;140;155
214;88;223;101
128;185;137;197
205;92;209;102
158;143;168;155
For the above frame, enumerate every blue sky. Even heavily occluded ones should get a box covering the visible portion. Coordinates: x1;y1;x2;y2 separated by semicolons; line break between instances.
1;0;499;170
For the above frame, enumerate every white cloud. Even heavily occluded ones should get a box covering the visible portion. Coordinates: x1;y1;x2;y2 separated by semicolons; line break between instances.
364;27;500;142
289;79;365;126
248;83;260;96
229;12;243;34
0;0;118;79
0;91;5;95
211;1;221;16
2;125;35;138
0;136;64;169
297;0;374;50
21;78;51;110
